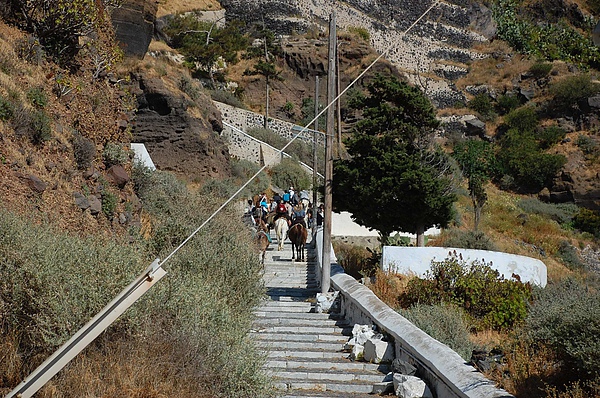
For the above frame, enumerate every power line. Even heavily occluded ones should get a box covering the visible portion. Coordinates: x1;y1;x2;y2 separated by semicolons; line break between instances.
158;1;439;268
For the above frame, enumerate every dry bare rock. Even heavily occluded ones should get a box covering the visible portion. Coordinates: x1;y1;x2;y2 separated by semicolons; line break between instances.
130;73;231;180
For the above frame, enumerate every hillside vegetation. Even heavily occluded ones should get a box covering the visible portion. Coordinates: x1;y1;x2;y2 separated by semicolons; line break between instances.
0;0;600;397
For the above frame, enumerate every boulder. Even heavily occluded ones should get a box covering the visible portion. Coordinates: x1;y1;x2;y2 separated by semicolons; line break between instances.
364;338;394;364
465;117;487;139
391;358;417;376
393;374;433;398
106;165;130;188
111;0;157;57
74;191;90;210
27;174;47;193
88;195;103;215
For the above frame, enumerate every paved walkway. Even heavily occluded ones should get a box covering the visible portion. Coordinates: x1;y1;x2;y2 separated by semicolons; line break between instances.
251;231;390;398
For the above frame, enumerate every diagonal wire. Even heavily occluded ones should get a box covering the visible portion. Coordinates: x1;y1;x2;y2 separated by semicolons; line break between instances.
158;0;439;267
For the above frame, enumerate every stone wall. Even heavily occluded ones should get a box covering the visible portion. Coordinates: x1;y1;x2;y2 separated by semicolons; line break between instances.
216;101;323;177
215;101;325;147
313;229;515;398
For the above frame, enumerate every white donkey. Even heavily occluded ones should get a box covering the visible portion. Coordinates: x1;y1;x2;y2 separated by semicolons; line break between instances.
274;217;289;251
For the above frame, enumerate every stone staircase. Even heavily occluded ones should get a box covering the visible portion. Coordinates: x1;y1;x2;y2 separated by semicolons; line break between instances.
251;233;390;398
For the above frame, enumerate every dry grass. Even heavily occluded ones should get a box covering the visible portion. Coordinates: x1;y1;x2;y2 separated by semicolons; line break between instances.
366;270;413;309
37;337;215;398
156;0;222;17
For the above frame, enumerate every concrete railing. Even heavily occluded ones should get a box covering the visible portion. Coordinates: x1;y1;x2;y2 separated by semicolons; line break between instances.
312;228;515;398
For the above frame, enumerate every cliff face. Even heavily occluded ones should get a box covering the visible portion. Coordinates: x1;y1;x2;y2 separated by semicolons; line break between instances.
111;0;158;57
129;72;231;180
221;0;495;108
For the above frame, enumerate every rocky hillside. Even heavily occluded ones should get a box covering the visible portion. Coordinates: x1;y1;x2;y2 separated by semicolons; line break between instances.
214;0;600;210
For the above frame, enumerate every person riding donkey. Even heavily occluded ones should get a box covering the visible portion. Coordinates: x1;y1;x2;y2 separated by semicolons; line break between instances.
273;198;291;226
292;204;307;229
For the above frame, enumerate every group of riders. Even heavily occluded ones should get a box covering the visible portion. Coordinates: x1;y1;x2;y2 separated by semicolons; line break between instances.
246;187;323;231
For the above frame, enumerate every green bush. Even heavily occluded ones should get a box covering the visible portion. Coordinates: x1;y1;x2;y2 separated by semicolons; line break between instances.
573;208;600;237
231;158;271;196
504;106;538;133
496;93;521;114
493;0;600;69
524;278;600;378
551;74;600;109
26;87;48;109
0;168;272;397
575;134;599;158
536;126;566;149
269;157;311;191
347;26;370;41
497;128;566;192
29;109;52;144
557;240;585;270
178;75;202;101
441;230;496;251
399;303;475;360
103;142;130;167
468;93;496;121
0;96;15;121
0;210;142;355
529;62;553;78
401;254;533;330
101;191;118;218
517;198;578;226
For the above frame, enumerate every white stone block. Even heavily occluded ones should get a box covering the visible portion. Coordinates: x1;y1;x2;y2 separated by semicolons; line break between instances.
363;338;394;364
352;324;375;345
393;374;433;398
351;343;364;361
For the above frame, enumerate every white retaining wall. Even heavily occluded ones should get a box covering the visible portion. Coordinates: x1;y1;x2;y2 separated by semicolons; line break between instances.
313;229;515;398
382;247;547;287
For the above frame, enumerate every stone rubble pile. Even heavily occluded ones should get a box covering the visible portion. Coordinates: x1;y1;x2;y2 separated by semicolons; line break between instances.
343;324;433;397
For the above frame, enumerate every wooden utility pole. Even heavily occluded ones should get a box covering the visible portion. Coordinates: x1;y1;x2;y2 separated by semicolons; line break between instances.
321;12;336;294
312;75;319;240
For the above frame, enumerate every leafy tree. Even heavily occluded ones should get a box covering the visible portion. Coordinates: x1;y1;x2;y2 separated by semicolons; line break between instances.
453;139;496;231
165;13;248;85
244;25;283;128
333;74;456;246
1;0;120;67
496;106;566;192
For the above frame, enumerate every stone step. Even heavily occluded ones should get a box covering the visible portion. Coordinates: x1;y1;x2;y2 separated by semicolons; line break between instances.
257;300;313;308
255;339;345;352
266;350;350;360
254;314;349;325
271;369;387;384
254;311;343;321
265;287;319;298
273;380;378;395
251;325;353;336
253;332;347;343
265;359;390;374
279;392;377;398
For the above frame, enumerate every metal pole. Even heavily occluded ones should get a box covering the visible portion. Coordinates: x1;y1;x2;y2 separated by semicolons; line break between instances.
321;12;336;294
312;75;319;241
6;259;167;398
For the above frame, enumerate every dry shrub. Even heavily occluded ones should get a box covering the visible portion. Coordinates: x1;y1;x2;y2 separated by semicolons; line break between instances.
332;241;373;279
367;269;411;309
0;333;23;390
489;339;559;397
40;335;215;398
